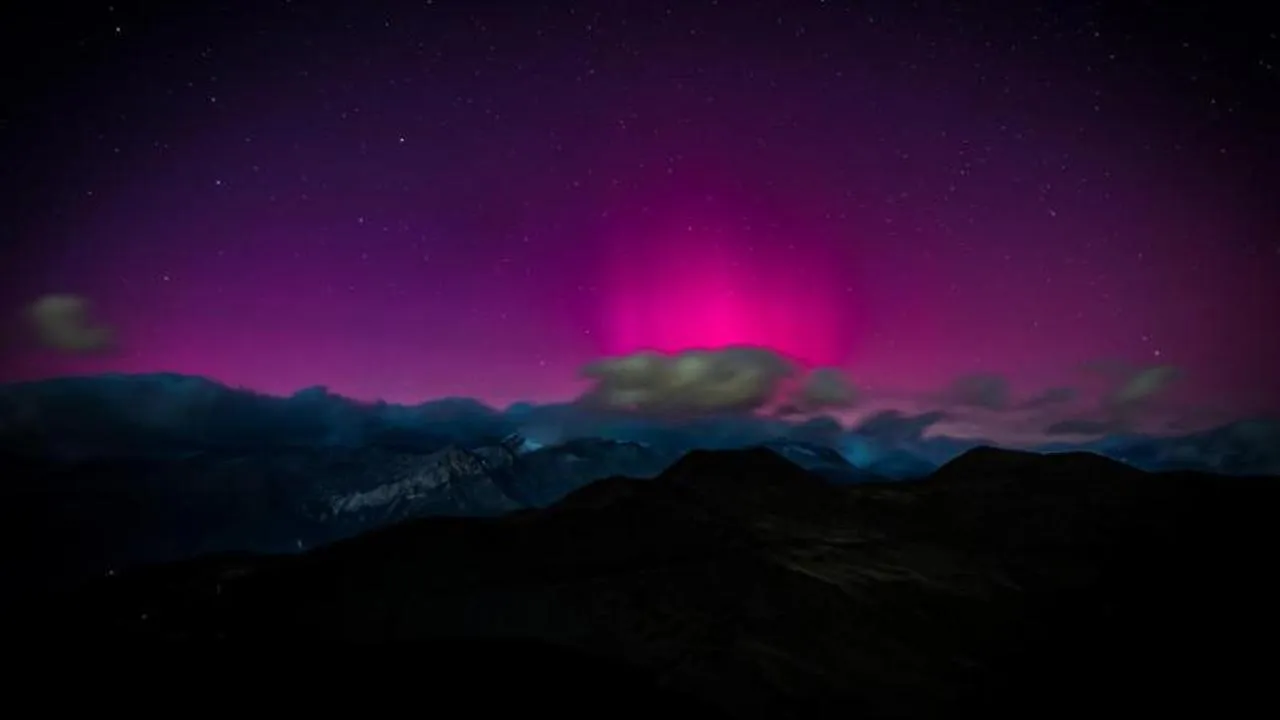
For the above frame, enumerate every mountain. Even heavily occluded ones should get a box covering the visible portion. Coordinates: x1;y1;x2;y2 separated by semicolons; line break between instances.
762;440;887;483
1092;419;1280;475
504;436;679;505
0;433;687;595
313;442;525;528
19;447;1278;718
5;420;900;599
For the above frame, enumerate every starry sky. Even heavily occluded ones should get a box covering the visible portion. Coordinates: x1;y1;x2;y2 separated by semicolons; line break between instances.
1;1;1277;434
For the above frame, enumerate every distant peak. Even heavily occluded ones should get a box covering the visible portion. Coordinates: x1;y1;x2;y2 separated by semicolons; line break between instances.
660;446;827;489
930;444;1141;484
951;445;1039;463
945;444;1120;467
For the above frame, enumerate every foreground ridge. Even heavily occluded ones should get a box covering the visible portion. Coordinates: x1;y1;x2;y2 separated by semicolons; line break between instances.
12;447;1280;719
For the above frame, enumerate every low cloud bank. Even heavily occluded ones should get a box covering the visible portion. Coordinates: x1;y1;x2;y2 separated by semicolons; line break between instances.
1;371;1274;478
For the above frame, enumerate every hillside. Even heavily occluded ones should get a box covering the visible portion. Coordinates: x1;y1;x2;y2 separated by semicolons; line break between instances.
14;446;1279;718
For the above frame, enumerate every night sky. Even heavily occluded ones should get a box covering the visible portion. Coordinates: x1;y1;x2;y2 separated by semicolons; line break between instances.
1;1;1277;439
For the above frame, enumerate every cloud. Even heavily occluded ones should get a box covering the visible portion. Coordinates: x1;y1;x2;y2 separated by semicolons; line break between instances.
578;348;861;419
932;374;1075;415
787;415;846;446
1040;364;1183;437
1107;365;1180;408
25;294;114;353
1;371;1273;478
852;409;948;445
778;367;859;414
943;373;1011;410
577;346;797;417
1019;387;1077;410
1043;418;1125;436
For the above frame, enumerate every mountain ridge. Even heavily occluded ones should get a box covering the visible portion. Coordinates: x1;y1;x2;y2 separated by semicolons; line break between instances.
17;445;1278;718
927;444;1145;486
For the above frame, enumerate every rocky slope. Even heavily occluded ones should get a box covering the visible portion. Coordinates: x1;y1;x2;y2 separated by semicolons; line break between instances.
18;447;1278;718
763;439;887;483
4;427;887;596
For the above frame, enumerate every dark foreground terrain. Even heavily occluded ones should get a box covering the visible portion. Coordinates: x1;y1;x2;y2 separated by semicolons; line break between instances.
13;446;1280;718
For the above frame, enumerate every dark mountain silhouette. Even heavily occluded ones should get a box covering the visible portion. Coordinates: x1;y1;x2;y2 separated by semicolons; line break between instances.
0;435;673;594
15;447;1278;718
2;429;887;597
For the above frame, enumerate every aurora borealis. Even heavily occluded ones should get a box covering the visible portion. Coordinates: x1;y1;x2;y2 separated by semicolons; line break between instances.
1;0;1276;441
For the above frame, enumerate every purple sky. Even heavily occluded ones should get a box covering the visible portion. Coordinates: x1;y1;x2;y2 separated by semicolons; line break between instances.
1;1;1277;429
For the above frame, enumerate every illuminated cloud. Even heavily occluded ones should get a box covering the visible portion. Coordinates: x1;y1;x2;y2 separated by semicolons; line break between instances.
577;347;862;418
578;346;797;416
25;294;114;353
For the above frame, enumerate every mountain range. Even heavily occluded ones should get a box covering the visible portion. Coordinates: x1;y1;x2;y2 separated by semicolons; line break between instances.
4;372;1278;601
2;433;683;593
15;445;1278;718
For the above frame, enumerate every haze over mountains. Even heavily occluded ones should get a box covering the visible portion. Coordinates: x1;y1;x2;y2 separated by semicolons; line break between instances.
3;372;1278;601
3;372;1276;475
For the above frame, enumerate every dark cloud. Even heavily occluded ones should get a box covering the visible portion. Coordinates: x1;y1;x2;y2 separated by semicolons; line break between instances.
852;409;948;445
933;374;1075;415
1043;418;1125;436
0;374;514;458
1040;364;1183;437
777;367;859;415
787;415;846;446
943;373;1011;410
24;294;114;353
1019;387;1077;410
